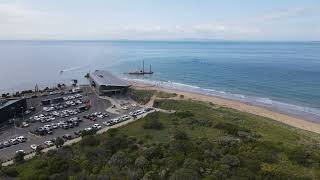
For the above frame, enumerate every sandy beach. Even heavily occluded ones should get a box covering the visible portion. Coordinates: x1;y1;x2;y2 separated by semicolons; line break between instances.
129;81;320;134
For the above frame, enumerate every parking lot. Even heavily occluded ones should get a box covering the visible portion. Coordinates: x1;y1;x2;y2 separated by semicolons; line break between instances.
0;86;143;162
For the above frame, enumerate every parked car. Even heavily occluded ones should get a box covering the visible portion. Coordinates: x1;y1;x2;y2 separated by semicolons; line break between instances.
44;140;53;147
15;150;25;154
30;144;39;150
92;124;102;130
3;141;11;147
62;134;72;140
16;136;27;143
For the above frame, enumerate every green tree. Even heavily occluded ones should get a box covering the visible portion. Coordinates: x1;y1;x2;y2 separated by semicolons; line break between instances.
108;151;128;170
135;156;149;174
13;152;25;164
222;155;240;168
55;137;64;148
173;130;189;140
170;168;200;180
143;119;163;130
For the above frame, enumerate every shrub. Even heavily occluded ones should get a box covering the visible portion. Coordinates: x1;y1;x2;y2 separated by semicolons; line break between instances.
143;119;163;130
128;88;155;105
215;122;250;136
222;155;240;168
13;151;25;164
176;111;194;118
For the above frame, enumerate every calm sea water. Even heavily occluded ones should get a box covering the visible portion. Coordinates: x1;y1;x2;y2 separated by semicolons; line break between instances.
0;41;320;121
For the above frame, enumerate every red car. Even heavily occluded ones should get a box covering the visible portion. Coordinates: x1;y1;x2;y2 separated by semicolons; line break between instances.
89;117;96;121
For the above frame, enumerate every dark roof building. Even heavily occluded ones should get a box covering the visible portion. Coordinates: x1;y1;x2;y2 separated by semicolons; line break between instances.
88;70;131;96
0;98;27;123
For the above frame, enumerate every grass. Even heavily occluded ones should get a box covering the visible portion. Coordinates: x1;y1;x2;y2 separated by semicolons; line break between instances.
128;88;156;105
2;98;320;179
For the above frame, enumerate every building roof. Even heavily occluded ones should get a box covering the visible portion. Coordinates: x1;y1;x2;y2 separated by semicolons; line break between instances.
89;70;130;87
0;99;20;109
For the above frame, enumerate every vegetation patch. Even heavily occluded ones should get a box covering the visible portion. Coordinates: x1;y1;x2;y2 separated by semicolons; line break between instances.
128;88;155;105
156;91;177;98
2;99;320;179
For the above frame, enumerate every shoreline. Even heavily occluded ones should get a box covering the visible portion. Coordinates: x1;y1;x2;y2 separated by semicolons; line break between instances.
129;81;320;134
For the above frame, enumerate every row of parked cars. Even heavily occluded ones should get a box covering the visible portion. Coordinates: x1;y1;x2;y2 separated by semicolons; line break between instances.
102;108;152;126
31;117;83;136
42;94;84;112
0;136;27;149
31;108;82;123
83;112;109;121
63;93;82;101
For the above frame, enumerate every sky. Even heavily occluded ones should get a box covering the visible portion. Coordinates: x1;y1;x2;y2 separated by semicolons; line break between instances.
0;0;319;41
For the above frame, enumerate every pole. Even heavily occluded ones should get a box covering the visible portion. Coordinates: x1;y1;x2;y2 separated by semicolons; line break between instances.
143;60;144;73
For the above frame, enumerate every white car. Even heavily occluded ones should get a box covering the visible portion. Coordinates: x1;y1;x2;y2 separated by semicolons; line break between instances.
102;121;110;126
30;144;39;150
16;136;27;143
44;141;53;146
84;127;92;131
16;150;25;154
92;124;102;129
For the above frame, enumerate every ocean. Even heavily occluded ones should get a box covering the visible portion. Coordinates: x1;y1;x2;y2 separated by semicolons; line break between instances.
0;40;320;121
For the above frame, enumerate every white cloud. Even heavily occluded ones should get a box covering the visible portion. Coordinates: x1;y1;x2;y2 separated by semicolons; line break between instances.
0;2;318;40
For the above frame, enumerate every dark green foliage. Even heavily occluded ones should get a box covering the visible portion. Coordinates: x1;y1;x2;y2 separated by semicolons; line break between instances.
13;152;25;164
215;122;250;136
143;119;163;130
2;99;320;179
176;110;194;118
170;168;200;180
221;155;240;168
80;135;100;147
108;151;128;170
55;137;64;148
128;88;155;105
80;129;97;137
1;167;18;177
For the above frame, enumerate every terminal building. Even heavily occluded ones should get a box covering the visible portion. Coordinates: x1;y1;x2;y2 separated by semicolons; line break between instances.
88;70;131;96
0;99;27;123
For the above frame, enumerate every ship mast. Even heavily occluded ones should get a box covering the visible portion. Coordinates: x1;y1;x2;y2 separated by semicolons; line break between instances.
142;60;145;73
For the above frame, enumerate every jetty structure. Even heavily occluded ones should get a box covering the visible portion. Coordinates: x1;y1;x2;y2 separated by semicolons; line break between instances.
127;60;153;75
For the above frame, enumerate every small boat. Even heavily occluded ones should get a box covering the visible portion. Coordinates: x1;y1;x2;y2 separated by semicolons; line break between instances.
127;61;153;75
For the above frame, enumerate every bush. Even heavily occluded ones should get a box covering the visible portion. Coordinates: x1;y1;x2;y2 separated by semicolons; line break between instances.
80;135;100;147
55;137;64;148
1;167;18;177
170;168;200;180
13;152;25;164
173;130;189;140
128;88;155;105
176;111;194;119
143;119;163;130
222;155;240;168
215;122;250;136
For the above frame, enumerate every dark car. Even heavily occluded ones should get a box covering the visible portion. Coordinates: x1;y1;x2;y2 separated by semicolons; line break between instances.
62;124;69;129
62;134;72;140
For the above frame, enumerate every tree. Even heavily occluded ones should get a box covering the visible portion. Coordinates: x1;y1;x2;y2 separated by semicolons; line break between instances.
169;168;200;180
13;152;25;164
222;155;240;168
55;137;64;148
143;119;163;130
173;130;189;140
135;156;149;174
108;151;128;170
35;146;44;156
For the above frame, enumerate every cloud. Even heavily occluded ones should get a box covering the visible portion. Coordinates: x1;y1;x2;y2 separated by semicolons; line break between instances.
0;2;318;40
